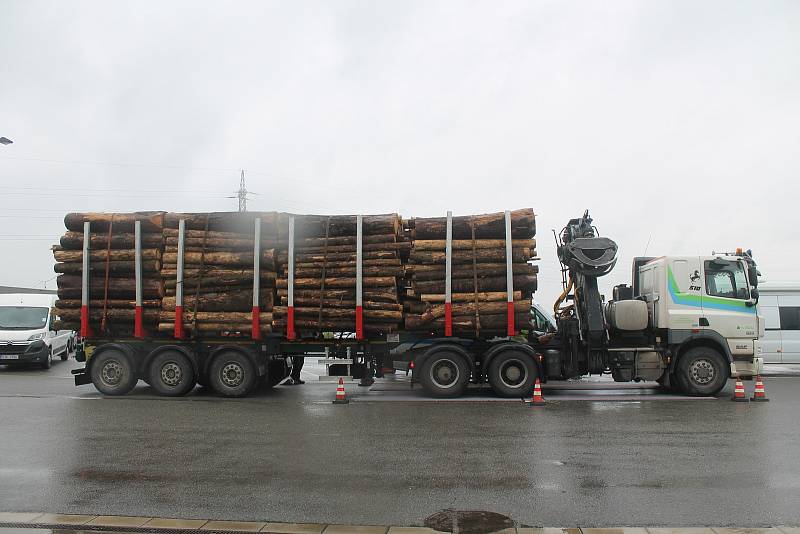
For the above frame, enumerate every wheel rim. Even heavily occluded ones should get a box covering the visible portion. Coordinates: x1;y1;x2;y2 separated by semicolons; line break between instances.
160;361;183;387
689;358;715;385
100;359;124;386
220;362;245;388
498;358;528;389
429;358;460;389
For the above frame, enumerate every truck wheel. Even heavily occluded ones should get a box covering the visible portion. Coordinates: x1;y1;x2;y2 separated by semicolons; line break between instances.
40;349;52;369
90;349;137;396
676;347;727;396
419;351;470;398
147;351;195;397
488;351;538;397
209;351;257;397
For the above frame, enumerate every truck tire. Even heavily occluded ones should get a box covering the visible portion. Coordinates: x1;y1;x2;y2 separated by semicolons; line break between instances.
209;351;257;397
676;347;727;396
90;349;138;396
488;351;538;397
147;350;195;397
419;351;470;398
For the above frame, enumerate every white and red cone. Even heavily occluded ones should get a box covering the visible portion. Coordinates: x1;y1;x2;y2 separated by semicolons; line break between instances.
530;378;545;407
732;379;749;402
750;375;769;402
333;377;349;404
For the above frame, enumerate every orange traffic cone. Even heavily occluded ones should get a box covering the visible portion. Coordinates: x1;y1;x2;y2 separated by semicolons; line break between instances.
732;379;749;402
333;377;349;404
750;375;769;402
530;378;545;407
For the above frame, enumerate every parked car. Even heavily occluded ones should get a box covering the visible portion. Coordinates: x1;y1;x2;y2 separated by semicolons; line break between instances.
0;293;74;369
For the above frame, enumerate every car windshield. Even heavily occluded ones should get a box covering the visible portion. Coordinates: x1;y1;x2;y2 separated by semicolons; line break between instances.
0;306;49;330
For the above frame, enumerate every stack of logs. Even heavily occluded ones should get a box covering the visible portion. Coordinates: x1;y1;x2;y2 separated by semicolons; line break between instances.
157;212;278;337
272;214;409;335
403;208;538;336
52;213;166;335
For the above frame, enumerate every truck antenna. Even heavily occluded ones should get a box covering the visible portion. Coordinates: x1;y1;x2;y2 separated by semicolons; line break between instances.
643;233;652;256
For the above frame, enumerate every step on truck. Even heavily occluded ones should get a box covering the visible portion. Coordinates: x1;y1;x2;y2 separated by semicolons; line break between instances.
68;209;762;398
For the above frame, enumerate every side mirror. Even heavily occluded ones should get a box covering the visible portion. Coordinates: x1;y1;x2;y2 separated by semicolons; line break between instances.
748;266;759;287
746;289;760;307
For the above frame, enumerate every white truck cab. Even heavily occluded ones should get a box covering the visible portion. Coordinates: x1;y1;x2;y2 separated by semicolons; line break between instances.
635;253;763;379
0;293;74;369
756;282;800;363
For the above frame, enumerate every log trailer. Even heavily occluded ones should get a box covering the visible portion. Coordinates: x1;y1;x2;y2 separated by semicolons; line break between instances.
71;210;763;398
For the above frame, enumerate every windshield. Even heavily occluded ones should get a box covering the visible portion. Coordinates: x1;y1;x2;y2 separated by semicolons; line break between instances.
0;306;49;330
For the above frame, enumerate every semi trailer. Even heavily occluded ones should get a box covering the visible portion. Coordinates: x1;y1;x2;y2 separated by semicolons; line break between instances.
67;209;763;398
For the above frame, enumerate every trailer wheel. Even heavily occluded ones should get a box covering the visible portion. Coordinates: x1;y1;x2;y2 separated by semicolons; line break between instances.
90;349;137;396
676;347;727;396
488;351;538;397
419;351;470;398
147;350;195;397
209;351;257;397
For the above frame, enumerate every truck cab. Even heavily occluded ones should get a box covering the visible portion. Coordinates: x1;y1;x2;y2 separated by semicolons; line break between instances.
0;293;74;369
634;252;763;385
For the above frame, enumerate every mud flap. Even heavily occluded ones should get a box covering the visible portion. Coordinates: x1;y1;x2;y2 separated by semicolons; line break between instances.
71;367;92;386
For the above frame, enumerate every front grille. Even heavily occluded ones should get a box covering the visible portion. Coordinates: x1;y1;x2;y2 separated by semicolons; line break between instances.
0;342;32;354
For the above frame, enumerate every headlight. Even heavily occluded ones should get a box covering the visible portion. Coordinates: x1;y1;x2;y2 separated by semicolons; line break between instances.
28;332;45;341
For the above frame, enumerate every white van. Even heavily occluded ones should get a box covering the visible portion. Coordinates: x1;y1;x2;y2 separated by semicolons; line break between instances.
0;293;74;369
757;282;800;363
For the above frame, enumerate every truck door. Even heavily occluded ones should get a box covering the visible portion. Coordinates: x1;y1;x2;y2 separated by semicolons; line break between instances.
777;296;800;363
758;295;782;363
666;258;704;330
701;259;758;357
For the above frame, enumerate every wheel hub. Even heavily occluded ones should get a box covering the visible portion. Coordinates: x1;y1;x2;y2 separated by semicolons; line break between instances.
221;362;244;387
100;360;123;386
160;362;183;387
690;359;715;385
430;359;459;388
500;359;527;388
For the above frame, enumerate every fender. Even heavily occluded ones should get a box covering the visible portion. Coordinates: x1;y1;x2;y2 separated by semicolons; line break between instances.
414;343;476;377
667;329;734;373
86;342;136;373
206;344;263;376
482;342;542;380
142;345;199;379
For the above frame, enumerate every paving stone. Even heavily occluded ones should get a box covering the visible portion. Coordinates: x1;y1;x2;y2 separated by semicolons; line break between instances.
518;529;582;534
777;528;800;534
33;514;94;526
143;518;209;529
712;529;784;534
0;513;44;523
262;523;326;534
582;529;649;534
386;528;439;534
648;529;715;534
201;520;268;532
87;516;152;527
323;526;388;534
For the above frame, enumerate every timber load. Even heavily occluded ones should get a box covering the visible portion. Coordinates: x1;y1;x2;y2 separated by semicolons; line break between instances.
53;212;166;335
51;208;537;340
402;208;538;336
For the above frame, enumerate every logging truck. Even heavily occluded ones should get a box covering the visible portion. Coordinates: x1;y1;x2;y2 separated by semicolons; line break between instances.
69;210;763;398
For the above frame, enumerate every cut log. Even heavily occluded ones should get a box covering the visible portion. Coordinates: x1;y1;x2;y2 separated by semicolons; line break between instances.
56;299;161;309
162;290;274;311
273;306;402;322
411;208;535;240
287;266;405;278
280;297;402;311
60;232;163;250
411;274;537;294
158;322;273;334
277;288;398;302
53;249;161;262
408;248;531;265
409;263;537;281
54;260;161;274
159;311;273;323
161;250;275;270
163;229;399;247
405;313;530;332
56;275;163;299
411;238;535;251
64;212;166;232
272;318;397;333
54;307;160;322
404;300;529;328
276;276;397;289
277;251;397;264
420;291;521;303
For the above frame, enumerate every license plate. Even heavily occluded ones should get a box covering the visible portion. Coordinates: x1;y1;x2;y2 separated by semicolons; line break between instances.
0;355;20;360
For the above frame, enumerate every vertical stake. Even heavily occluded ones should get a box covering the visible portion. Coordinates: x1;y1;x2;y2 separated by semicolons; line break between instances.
445;210;453;337
174;219;186;339
80;221;92;338
505;210;515;337
252;217;261;340
134;220;144;338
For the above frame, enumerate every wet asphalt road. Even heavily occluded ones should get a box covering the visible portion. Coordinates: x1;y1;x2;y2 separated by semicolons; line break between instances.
0;359;799;528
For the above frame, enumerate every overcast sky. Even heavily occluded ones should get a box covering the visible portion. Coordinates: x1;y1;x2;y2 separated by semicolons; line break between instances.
1;0;798;308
